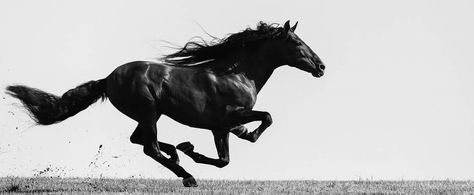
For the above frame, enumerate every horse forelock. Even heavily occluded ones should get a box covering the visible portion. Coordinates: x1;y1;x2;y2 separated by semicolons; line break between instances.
161;22;283;73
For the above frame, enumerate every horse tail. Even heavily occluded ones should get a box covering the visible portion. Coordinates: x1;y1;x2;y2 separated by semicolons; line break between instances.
6;78;107;125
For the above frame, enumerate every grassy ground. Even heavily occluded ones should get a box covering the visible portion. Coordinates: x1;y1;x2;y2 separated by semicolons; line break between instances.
0;177;473;194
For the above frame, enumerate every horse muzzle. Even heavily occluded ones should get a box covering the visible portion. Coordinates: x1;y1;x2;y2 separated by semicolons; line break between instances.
312;62;325;78
312;70;324;78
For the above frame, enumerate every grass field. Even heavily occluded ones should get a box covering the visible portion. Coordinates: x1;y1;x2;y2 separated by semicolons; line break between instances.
1;177;473;194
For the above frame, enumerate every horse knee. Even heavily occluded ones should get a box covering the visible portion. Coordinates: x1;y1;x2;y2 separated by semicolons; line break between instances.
230;126;248;138
263;113;272;126
248;135;258;143
216;158;229;168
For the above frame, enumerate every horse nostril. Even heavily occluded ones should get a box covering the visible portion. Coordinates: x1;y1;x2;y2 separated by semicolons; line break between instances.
319;64;325;70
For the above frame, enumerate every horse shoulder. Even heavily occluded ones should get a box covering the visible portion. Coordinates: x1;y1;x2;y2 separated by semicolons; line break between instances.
213;74;257;109
160;68;211;110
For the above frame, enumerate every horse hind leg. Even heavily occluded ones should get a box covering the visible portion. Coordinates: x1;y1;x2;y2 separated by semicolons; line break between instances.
139;120;197;187
118;82;193;186
131;124;180;164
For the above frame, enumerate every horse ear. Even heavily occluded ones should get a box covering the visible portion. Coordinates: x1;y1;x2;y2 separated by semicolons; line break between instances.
284;20;291;32
290;21;298;32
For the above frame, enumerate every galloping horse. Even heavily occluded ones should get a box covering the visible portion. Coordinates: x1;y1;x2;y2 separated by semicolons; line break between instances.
6;21;325;187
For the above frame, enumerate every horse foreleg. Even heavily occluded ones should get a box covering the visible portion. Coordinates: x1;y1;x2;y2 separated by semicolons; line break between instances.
176;131;230;168
229;109;273;143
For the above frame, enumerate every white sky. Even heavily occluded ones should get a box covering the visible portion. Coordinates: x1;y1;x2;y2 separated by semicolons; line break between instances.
1;0;474;180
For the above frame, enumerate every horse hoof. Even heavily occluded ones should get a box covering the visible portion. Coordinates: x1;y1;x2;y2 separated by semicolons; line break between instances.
182;176;198;187
176;142;194;153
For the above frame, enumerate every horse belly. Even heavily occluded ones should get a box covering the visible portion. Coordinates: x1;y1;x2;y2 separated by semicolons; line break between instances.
159;85;221;129
161;101;220;130
166;112;218;130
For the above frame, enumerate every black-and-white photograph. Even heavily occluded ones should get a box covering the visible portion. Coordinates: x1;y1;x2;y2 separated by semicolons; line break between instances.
1;0;473;194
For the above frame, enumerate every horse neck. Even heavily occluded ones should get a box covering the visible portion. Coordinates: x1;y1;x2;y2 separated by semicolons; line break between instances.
237;49;281;93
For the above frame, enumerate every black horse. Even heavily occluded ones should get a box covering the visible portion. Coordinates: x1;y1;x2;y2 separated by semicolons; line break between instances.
6;21;325;187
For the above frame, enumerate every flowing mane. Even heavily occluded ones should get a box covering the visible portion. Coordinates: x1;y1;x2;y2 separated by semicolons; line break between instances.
161;22;283;73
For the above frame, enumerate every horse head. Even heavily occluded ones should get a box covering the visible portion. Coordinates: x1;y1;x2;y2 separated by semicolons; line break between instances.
275;20;325;78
